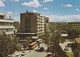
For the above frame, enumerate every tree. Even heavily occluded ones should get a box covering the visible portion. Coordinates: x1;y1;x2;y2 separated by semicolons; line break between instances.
0;33;17;57
67;29;79;38
39;31;50;45
0;53;4;57
22;41;28;48
49;27;61;44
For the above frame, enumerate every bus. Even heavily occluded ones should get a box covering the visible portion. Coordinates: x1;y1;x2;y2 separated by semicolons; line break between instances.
29;42;38;49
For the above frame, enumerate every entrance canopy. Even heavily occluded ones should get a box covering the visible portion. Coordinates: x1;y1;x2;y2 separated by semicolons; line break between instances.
16;33;37;36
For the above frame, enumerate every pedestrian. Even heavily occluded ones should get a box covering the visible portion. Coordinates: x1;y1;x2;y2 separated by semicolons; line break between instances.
29;46;32;52
30;49;31;52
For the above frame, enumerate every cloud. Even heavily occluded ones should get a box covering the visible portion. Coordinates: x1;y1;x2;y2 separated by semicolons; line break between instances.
22;0;41;8
0;0;5;7
48;15;80;22
14;16;20;22
43;7;48;10
32;9;39;13
76;9;80;12
7;11;13;15
3;0;6;1
43;0;53;3
7;11;20;21
11;0;20;2
62;4;73;7
4;11;13;19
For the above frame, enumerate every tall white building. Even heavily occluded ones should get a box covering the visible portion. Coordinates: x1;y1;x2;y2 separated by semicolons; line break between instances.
37;16;47;36
0;13;15;36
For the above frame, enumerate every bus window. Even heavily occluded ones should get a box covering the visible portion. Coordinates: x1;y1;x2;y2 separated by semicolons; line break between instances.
29;42;38;49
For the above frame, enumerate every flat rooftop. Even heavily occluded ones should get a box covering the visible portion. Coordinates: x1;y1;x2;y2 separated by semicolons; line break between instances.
75;38;80;43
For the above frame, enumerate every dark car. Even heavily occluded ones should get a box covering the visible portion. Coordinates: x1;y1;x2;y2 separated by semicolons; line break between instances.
34;47;45;52
38;47;45;52
67;43;73;47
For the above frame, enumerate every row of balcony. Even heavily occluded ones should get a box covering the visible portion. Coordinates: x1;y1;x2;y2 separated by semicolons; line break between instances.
0;25;15;29
0;19;14;23
5;31;14;35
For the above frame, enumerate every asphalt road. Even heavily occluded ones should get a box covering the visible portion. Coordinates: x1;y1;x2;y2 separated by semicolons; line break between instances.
22;43;48;57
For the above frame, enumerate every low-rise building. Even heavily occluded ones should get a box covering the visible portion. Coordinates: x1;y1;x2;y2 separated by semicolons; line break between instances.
0;13;15;37
75;38;80;57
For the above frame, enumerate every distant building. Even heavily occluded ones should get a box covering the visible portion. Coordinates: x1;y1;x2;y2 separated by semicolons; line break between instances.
14;21;20;33
20;11;49;37
68;22;80;34
0;13;15;36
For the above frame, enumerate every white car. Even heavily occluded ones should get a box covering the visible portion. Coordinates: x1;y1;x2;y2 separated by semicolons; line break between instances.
15;54;21;57
21;51;27;56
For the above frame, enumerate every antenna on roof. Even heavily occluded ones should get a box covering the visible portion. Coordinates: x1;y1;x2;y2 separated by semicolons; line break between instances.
26;10;28;12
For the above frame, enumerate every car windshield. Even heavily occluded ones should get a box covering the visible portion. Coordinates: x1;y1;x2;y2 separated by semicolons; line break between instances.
47;54;52;56
22;51;25;53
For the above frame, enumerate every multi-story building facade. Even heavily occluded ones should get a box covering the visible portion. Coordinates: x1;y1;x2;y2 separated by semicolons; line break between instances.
37;16;47;36
20;11;49;37
0;13;15;36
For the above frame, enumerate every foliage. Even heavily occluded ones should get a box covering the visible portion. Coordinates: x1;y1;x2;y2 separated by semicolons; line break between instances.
53;43;68;57
59;37;65;43
67;29;79;38
0;34;17;57
22;41;28;48
0;53;4;57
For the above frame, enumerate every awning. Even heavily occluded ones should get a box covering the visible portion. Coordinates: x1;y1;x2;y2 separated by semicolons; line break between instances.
61;34;68;37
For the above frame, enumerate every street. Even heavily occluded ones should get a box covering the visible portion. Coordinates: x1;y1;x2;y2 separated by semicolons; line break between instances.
22;43;48;57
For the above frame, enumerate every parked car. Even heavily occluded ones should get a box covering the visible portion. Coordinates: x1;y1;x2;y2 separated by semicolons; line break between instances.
37;39;43;43
45;53;53;57
38;47;45;52
21;51;27;56
15;54;21;57
8;55;12;57
24;47;29;50
35;47;45;52
64;46;68;51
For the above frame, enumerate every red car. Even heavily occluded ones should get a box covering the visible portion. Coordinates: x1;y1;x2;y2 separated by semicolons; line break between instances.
45;53;53;57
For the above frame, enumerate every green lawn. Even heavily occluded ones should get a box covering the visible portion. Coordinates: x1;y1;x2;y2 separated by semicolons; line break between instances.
66;52;74;57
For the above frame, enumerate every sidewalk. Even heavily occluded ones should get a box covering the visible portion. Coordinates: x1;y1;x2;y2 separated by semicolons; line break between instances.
9;50;29;57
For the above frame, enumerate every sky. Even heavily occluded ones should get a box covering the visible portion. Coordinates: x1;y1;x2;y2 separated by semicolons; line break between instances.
0;0;80;22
